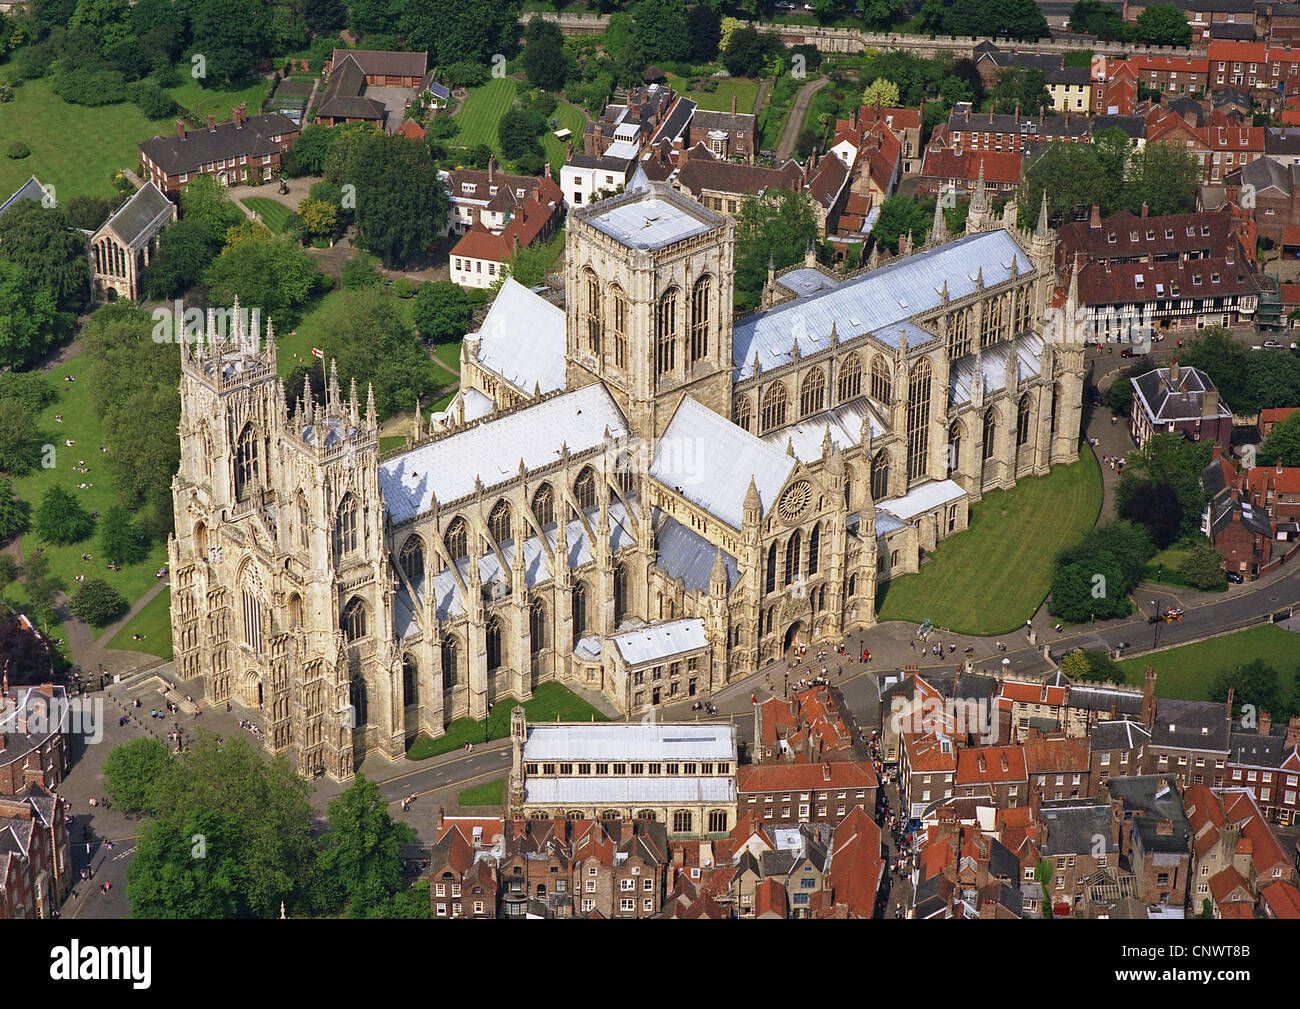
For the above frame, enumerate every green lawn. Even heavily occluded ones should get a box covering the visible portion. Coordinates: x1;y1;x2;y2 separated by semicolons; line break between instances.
166;74;271;122
106;587;174;660
378;435;407;453
407;682;607;760
1116;624;1300;701
242;197;294;234
0;79;161;201
876;450;1103;635
430;340;462;374
9;351;170;644
457;778;504;807
664;73;761;115
541;99;588;171
454;78;519;154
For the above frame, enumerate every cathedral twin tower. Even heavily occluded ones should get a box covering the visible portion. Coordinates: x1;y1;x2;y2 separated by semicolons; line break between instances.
168;182;1083;779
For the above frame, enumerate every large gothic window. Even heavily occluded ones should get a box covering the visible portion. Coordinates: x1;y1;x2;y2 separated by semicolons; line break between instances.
574;467;597;511
403;656;418;707
241;574;263;655
785;530;801;586
614;563;628;624
838;353;862;402
297;492;310;549
800;369;825;417
808;522;820;576
1017;392;1033;448
906;359;932;482
760;383;787;432
530;596;547;653
488;499;513;544
766;542;777;594
689;275;710;364
981;298;1001;348
609;284;627;370
983;407;998;460
948;309;971;358
734;394;752;432
234;423;260;502
532;484;555;527
583;268;601;356
335;495;359;556
871;450;890;501
342;597;368;642
948;421;963;477
486;615;503;671
870;356;892;404
398;535;424;583
441;635;459;689
1015;285;1033;335
445;517;468;561
655;287;678;377
350;678;367;726
572;581;589;637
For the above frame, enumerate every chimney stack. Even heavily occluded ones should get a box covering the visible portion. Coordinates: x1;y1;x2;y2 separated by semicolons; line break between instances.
1141;201;1148;217
731;94;737;116
1089;204;1101;229
207;113;216;132
1260;710;1273;736
233;103;246;128
175;118;187;141
1169;356;1179;384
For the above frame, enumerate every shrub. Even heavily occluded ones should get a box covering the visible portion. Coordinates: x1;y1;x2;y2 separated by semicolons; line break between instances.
133;83;177;120
393;277;417;298
33;486;95;545
70;578;128;628
1179;543;1229;591
340;253;383;289
153;68;183;89
7;141;29;159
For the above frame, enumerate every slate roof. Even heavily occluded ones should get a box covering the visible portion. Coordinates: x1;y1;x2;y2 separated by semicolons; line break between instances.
99;181;173;248
1151;697;1232;751
1132;365;1232;424
140;113;297;176
471;277;567;397
1090;718;1152;751
0;175;46;218
1040;800;1117;856
316;56;387;121
691;109;756;134
523;722;736;762
732;229;1032;381
653;512;739;592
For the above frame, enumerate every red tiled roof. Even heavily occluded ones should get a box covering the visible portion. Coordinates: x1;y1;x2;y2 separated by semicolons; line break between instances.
754;877;788;917
1261;880;1300;918
955;745;1027;786
919;146;1022;186
738;760;878;793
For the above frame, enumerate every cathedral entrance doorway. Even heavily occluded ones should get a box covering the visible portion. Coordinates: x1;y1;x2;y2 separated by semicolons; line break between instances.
783;621;806;653
240;670;263;710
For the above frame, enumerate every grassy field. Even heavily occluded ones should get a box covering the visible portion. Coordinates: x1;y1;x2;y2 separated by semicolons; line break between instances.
407;682;607;760
454;78;519;154
106;587;174;660
242;196;294;234
541;99;588;171
8;352;170;645
167;75;271;122
457;778;504;807
876;449;1103;635
0;80;161;200
1116;624;1300;701
664;73;761;114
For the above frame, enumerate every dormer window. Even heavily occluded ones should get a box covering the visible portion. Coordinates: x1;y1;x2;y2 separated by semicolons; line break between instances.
1130;231;1139;241
1201;226;1210;236
1193;274;1203;285
1146;230;1155;240
461;183;476;195
1165;229;1174;238
1211;271;1221;283
1107;232;1116;243
1135;274;1145;289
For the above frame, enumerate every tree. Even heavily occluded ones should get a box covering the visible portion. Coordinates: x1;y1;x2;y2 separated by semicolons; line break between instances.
504;239;555;288
204;222;322;324
98;504;150;565
303;0;346;32
20;550;60;634
142;219;219;299
1107;376;1134;417
991;67;1050;116
1059;648;1126;684
102;737;175;813
862;0;906;30
317;774;414;915
943;0;1048;40
633;0;689;64
284;124;342;177
33;485;95;545
1018;142;1114;225
180;175;246;244
522;15;569;92
0;476;30;543
140;732;317;918
1125;143;1200;217
1049;521;1154;622
1117;478;1183;549
0;610;58;686
871;194;928;254
341;253;383;289
0;259;69;370
1136;3;1192;46
722;26;778;79
128;806;251;918
315;288;439;419
81;303;181;536
188;0;272;82
1070;0;1133;41
861;77;901;108
1210;659;1284;720
1179;543;1228;591
1257;411;1300;467
686;3;722;62
297;198;340;241
65;195;116;231
400;0;521;69
334;132;449;268
413;280;472;344
0;399;45;477
733;190;819;312
498;106;545;161
70;577;127;626
1115;433;1212;544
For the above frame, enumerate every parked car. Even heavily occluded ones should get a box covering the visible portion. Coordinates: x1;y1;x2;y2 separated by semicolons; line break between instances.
1263;339;1284;350
1226;570;1244;584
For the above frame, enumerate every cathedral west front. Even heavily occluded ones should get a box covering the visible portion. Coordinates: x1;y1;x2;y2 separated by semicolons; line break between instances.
167;179;1085;780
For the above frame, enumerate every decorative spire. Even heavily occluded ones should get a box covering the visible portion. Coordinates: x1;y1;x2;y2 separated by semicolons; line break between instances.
365;382;376;429
743;475;762;517
710;548;728;594
931;193;948;246
1036;190;1049;241
786;436;796;457
830;321;838;344
821;425;833;458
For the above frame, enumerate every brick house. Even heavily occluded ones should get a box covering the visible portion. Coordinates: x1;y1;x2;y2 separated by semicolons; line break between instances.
1225;712;1300;825
139;107;299;193
1130;359;1234;451
1089;718;1152;791
954;744;1029;808
752;684;858;765
687;99;757;162
0;683;70;793
1185;784;1297;916
447;183;564;291
1023;734;1091;801
736;760;878;826
674;145;806;218
0;784;70;919
1037;798;1120;916
1104;774;1194;910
